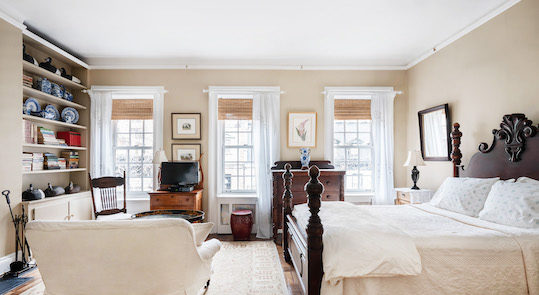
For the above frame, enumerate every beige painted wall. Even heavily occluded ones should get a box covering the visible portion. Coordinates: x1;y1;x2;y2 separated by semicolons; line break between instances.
406;0;539;190
0;19;22;257
90;69;409;213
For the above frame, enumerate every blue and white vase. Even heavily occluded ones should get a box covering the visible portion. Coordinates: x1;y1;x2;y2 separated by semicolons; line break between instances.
300;148;311;170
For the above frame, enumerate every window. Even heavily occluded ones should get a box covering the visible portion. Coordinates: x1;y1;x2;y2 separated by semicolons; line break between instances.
219;98;256;193
111;98;154;193
332;98;373;193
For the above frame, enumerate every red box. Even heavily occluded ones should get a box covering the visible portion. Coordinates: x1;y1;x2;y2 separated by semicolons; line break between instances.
56;131;81;147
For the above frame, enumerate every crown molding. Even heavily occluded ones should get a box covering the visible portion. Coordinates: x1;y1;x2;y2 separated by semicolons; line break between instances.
405;0;521;69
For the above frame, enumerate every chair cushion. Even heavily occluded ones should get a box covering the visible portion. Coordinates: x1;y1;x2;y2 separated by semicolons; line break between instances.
96;213;132;221
192;222;214;246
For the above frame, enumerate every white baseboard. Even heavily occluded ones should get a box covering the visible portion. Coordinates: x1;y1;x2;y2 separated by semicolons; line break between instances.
0;251;22;276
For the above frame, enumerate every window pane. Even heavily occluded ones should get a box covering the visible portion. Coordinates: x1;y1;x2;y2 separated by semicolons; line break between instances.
144;120;153;132
116;120;130;132
224;120;238;130
225;132;238;145
224;148;238;162
142;164;153;178
334;133;344;146
143;178;153;191
143;149;153;163
238;120;251;131
346;148;359;161
334;121;344;132
346;175;359;190
116;150;127;163
131;120;143;132
144;134;153;147
129;149;142;162
359;148;371;162
229;176;238;191
238;132;251;146
131;133;143;147
129;164;142;177
346;161;359;174
345;133;358;145
358;121;370;132
129;177;142;191
115;164;126;175
358;133;371;145
345;121;357;132
333;161;346;170
116;134;129;147
238;148;252;162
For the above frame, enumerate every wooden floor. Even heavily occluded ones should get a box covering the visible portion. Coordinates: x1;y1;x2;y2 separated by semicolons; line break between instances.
4;234;302;295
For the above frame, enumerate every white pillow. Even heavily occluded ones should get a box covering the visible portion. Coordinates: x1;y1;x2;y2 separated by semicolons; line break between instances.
429;177;499;217
517;177;539;184
478;181;539;228
192;222;214;246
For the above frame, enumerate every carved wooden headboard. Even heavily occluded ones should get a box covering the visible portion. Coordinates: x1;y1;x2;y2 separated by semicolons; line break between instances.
451;113;539;180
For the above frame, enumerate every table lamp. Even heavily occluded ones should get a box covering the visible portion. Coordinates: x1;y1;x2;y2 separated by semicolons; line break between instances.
153;149;168;190
403;150;426;190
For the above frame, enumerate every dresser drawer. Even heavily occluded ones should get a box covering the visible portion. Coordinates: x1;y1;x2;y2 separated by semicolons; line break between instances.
151;194;195;209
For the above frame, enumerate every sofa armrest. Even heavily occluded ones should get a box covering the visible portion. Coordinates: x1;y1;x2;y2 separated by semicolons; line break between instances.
197;238;222;261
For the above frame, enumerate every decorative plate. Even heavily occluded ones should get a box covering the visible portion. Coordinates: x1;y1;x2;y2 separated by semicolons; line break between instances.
61;107;79;124
23;98;41;115
43;105;60;120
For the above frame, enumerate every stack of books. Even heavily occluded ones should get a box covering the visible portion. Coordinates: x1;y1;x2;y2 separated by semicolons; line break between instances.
61;151;79;168
22;153;33;172
23;120;38;144
23;74;33;88
32;153;44;171
44;153;60;170
38;127;59;145
58;158;67;169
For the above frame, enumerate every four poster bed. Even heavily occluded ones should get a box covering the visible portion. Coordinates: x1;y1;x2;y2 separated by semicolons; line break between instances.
281;113;539;295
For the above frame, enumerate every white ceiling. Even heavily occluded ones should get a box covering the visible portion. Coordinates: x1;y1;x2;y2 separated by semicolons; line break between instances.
1;0;516;69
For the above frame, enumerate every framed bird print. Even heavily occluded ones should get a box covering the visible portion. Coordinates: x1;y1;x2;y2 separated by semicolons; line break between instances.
172;113;201;139
288;112;317;147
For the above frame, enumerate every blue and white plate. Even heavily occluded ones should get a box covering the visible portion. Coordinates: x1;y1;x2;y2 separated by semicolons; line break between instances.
42;105;60;120
23;98;41;115
61;107;79;124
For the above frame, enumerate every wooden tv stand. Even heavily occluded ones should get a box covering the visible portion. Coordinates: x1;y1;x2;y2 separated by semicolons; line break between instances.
149;189;203;211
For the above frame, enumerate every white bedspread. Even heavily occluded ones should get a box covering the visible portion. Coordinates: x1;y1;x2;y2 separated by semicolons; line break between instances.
293;202;539;295
292;202;421;284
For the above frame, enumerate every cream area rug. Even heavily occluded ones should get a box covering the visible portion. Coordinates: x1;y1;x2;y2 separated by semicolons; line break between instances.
21;241;288;295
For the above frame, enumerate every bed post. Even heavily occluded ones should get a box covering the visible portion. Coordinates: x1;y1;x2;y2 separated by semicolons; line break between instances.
451;123;463;177
282;163;293;263
306;165;324;295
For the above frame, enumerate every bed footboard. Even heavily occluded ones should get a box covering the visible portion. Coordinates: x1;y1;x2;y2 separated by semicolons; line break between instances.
282;164;324;295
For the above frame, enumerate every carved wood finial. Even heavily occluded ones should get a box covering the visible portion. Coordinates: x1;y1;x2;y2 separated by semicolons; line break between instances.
305;165;324;294
479;114;537;162
282;163;293;263
451;123;463;177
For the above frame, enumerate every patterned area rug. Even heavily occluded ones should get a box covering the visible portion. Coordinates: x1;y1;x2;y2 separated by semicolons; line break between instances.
18;241;288;295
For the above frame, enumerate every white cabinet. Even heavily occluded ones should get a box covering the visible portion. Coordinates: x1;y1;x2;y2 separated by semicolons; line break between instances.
23;191;93;221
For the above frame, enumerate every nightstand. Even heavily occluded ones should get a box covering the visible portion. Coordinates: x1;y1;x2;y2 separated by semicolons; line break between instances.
394;188;434;205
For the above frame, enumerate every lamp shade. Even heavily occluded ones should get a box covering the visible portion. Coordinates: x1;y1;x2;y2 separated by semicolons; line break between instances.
403;150;425;167
153;149;168;164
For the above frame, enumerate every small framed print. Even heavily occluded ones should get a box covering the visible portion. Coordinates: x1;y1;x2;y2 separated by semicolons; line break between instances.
172;113;201;139
288;112;317;147
171;144;201;161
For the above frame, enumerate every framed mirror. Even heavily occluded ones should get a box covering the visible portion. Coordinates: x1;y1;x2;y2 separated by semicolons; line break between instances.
418;104;451;161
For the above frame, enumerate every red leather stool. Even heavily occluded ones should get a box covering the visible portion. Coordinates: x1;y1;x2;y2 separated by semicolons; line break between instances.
230;210;253;241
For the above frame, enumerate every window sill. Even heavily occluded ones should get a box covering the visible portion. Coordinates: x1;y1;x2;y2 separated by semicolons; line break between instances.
218;193;257;199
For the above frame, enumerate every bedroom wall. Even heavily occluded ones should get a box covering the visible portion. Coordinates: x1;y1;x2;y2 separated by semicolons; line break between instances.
0;19;22;258
406;0;539;190
89;69;409;211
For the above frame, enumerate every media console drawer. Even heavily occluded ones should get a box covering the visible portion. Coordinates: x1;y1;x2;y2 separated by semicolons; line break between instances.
149;189;203;211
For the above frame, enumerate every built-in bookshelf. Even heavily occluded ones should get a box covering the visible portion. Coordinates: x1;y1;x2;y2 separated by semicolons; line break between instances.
21;29;91;205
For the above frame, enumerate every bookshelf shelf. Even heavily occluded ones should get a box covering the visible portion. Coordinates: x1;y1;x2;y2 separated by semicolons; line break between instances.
22;114;87;130
23;61;87;90
23;86;87;110
23;143;87;151
23;168;87;175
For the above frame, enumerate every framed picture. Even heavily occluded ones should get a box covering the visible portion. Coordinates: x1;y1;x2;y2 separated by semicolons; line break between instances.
288;112;317;147
171;144;201;161
172;113;201;139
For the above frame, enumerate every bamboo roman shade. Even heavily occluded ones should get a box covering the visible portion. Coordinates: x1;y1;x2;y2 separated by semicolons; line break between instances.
218;98;253;120
334;99;371;120
111;99;153;120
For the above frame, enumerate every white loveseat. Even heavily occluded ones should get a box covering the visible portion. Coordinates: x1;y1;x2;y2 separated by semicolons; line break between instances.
26;219;221;295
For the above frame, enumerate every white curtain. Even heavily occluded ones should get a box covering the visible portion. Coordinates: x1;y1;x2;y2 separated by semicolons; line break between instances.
253;93;280;238
89;90;114;178
207;91;221;230
323;92;335;162
371;92;396;204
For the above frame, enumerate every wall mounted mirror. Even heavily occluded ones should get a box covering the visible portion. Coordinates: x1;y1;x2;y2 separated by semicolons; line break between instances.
418;104;451;161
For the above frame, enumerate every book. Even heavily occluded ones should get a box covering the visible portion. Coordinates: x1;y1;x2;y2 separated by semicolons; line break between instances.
37;127;59;145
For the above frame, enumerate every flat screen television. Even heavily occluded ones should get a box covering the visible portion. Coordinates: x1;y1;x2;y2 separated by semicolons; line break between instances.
160;161;199;186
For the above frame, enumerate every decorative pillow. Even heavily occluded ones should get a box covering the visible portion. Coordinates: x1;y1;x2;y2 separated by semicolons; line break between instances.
192;222;214;246
517;177;539;184
478;181;539;228
429;177;499;216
